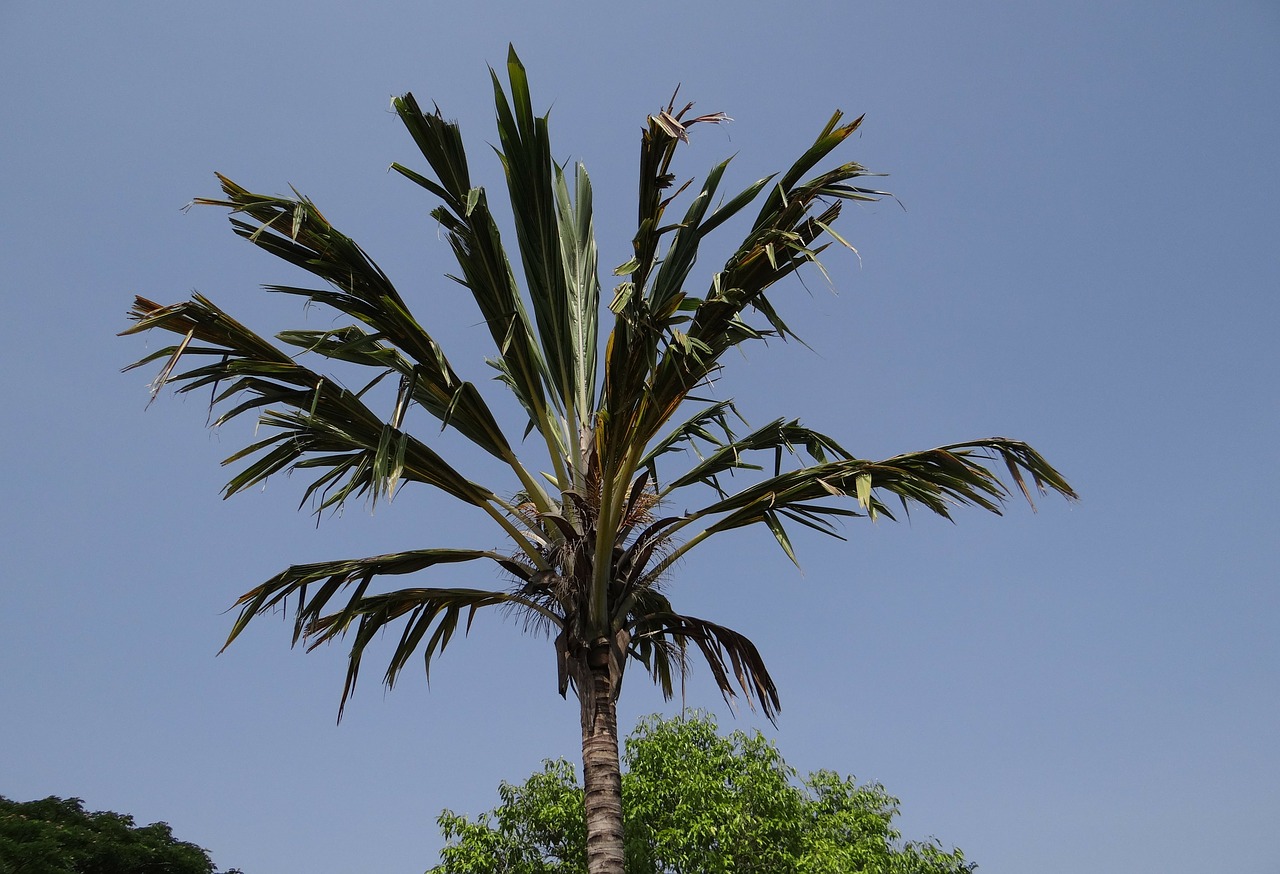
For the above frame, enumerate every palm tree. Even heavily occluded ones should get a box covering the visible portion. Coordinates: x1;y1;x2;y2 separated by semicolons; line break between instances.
123;47;1075;874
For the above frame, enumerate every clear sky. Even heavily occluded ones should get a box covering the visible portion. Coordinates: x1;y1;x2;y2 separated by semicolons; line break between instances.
2;3;1276;873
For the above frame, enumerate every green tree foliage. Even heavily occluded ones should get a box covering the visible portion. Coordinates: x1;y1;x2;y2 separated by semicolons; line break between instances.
430;713;974;874
0;796;236;874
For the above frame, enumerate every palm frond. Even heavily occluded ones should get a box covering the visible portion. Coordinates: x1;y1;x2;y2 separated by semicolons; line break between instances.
189;175;516;461
122;295;493;508
643;116;890;421
637;398;746;484
643;438;1077;574
321;586;521;720
711;438;1073;528
631;605;780;723
600;110;890;493
659;418;854;496
750;110;879;230
553;161;602;427
222;548;550;719
597;99;734;478
492;46;600;429
391;92;558;467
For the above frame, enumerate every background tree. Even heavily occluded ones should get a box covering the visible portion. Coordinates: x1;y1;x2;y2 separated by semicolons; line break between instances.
431;712;974;874
123;46;1074;874
0;795;237;874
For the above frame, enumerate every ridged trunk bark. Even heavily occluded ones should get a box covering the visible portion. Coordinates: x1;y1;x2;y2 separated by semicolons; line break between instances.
579;640;625;874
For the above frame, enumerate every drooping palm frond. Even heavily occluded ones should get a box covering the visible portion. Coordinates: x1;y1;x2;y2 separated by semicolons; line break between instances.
220;547;556;718
594;436;1075;716
627;591;781;722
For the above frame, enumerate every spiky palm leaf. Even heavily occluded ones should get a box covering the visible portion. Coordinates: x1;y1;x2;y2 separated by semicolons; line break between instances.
125;46;1075;733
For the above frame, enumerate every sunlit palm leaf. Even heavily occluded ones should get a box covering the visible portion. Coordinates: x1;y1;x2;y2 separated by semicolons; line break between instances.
553;162;601;428
492;47;600;430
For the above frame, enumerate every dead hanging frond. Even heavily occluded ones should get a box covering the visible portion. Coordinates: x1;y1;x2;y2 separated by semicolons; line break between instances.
627;594;781;724
651;102;732;145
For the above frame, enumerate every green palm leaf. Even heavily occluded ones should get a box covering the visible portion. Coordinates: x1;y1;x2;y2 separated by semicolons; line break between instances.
492;47;600;433
193;176;516;461
122;295;493;508
221;547;550;718
660;438;1077;575
391;93;560;480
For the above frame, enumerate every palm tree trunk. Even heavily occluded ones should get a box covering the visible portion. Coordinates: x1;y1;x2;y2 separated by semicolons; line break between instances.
579;640;625;873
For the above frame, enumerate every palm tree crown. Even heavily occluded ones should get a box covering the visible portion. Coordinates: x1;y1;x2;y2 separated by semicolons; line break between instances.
124;47;1075;874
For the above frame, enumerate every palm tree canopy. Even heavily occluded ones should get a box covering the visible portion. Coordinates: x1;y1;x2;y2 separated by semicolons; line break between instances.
123;46;1075;723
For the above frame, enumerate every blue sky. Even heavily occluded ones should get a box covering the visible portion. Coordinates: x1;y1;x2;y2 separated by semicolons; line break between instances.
2;3;1276;872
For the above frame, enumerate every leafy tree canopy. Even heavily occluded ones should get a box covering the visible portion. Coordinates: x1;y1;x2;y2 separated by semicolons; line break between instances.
431;713;974;874
0;796;237;874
